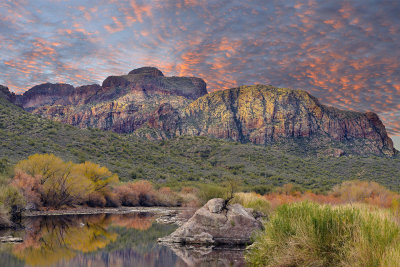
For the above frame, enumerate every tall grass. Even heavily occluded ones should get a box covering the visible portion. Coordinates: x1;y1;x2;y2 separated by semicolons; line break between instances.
232;192;270;215
246;202;400;267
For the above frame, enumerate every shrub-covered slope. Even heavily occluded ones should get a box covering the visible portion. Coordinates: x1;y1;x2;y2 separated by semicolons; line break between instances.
0;96;400;192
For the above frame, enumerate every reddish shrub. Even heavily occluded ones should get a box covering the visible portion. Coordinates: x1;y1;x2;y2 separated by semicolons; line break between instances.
331;180;396;208
128;180;157;206
104;191;121;207
114;186;139;206
87;192;106;207
11;171;42;209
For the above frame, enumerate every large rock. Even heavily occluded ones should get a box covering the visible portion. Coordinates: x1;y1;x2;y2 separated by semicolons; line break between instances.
158;198;263;245
165;244;245;266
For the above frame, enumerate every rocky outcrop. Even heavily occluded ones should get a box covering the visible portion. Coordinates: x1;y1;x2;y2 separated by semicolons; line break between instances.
158;198;263;245
128;66;164;76
147;85;395;156
17;67;207;133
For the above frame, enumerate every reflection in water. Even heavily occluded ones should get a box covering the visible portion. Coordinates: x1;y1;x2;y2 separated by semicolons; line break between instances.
165;244;246;267
0;212;245;267
13;215;118;266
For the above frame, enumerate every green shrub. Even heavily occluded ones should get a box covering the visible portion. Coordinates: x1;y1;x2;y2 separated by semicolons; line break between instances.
197;184;225;204
0;185;25;212
0;204;11;228
246;202;400;267
0;184;25;224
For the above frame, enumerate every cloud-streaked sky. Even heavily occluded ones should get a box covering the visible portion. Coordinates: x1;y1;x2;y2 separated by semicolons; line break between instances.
1;0;399;147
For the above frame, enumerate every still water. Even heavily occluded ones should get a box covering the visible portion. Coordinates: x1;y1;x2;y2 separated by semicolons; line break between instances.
0;212;245;267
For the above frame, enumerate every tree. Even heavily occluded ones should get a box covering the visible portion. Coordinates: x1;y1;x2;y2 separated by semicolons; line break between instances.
14;154;93;208
222;177;241;206
72;161;118;193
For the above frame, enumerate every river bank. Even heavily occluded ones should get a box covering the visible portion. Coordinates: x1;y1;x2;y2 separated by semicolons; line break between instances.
23;206;195;217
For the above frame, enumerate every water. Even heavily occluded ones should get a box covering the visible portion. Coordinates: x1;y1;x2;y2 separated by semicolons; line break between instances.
0;212;245;267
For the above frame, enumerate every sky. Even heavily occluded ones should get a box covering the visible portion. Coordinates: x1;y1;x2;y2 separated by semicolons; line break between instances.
0;0;399;148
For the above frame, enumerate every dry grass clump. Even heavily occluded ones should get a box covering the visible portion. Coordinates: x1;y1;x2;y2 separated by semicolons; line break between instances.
246;202;400;267
177;187;201;207
156;187;180;206
232;192;270;215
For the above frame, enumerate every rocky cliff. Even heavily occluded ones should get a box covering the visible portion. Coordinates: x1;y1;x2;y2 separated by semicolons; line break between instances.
15;67;207;133
10;69;396;156
141;85;395;156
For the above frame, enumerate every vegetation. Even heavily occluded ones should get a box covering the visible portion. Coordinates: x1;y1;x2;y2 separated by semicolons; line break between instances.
0;97;399;194
263;181;400;212
12;154;117;209
246;202;400;267
0;156;25;228
9;153;199;210
232;192;270;215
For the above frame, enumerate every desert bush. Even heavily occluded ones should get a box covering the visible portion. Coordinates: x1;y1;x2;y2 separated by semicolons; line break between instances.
0;184;25;224
104;191;121;207
178;187;201;207
197;184;226;204
87;192;106;207
12;154;118;208
72;161;118;193
128;180;157;206
246;202;400;267
332;180;397;208
264;190;341;210
273;183;305;195
156;187;180;206
114;184;139;206
11;171;42;208
232;192;270;215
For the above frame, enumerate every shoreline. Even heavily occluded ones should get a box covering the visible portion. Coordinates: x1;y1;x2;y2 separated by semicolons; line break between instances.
23;206;196;217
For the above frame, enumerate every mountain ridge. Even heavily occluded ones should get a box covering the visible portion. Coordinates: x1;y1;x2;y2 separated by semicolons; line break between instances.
2;67;396;157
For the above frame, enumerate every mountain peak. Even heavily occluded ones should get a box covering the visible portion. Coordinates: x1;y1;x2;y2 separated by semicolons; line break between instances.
128;67;164;77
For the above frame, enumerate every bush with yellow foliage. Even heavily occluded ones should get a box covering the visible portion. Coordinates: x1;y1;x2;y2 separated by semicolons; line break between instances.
13;154;119;209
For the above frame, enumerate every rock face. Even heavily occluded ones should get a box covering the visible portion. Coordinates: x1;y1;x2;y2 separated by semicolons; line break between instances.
158;198;263;245
15;67;207;133
11;68;396;156
143;85;395;156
